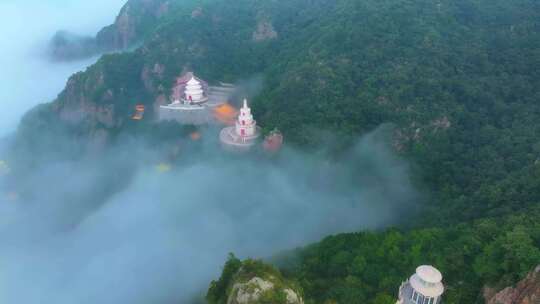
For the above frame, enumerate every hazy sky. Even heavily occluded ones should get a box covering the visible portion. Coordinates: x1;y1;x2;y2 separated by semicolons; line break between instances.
0;0;126;136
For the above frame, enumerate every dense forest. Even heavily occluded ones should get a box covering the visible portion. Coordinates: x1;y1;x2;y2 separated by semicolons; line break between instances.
208;206;540;303
12;0;540;303
274;206;540;303
37;0;540;223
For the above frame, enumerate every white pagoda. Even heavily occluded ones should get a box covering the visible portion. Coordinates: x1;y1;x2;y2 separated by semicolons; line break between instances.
396;265;444;304
219;99;261;151
236;99;257;137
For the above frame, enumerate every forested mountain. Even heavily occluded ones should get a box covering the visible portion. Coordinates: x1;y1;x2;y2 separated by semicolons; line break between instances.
13;0;540;303
36;0;540;223
205;206;539;303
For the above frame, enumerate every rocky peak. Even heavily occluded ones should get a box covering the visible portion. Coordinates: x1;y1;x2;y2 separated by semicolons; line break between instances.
228;276;303;304
208;257;304;304
96;0;170;50
485;265;540;304
50;0;171;61
252;19;278;42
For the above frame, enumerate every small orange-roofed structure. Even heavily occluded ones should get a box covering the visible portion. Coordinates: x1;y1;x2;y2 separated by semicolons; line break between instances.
213;103;238;125
190;132;202;141
132;104;145;120
263;129;283;153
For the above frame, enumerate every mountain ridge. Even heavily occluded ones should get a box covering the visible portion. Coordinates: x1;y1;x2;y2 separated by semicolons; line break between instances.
10;1;540;303
35;0;540;222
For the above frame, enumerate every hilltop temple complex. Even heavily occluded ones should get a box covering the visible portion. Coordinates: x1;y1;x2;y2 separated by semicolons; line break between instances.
219;99;261;151
158;72;236;125
396;265;444;304
156;71;282;153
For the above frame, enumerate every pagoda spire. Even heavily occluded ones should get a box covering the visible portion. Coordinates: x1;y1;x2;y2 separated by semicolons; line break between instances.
219;97;261;151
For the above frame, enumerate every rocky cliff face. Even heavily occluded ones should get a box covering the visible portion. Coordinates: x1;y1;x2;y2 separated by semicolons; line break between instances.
53;66;120;128
252;20;278;42
46;0;273;135
96;0;170;51
50;0;170;61
485;266;540;304
207;258;304;304
227;276;303;304
47;49;160;151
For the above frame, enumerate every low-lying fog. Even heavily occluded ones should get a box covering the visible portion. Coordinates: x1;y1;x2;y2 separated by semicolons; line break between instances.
0;0;126;136
0;126;418;304
0;1;419;303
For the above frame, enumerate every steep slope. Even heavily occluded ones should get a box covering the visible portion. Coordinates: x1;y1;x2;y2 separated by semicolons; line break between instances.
235;207;539;304
95;0;170;50
207;256;304;304
49;0;172;60
485;265;540;304
32;0;540;224
12;1;540;302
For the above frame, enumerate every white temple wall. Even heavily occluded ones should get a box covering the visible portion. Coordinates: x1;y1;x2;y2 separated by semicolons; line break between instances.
158;107;213;125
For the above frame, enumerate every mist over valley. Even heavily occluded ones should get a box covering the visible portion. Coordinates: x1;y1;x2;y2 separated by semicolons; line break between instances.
0;1;539;304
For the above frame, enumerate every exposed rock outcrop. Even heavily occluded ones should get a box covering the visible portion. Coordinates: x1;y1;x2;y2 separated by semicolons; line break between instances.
431;116;451;131
208;258;304;304
252;20;278;42
97;0;170;50
141;63;166;92
54;70;118;129
485;265;540;304
49;0;171;61
228;276;303;304
191;6;203;18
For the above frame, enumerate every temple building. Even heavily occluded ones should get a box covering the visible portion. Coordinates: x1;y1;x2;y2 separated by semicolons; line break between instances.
397;265;444;304
131;104;145;120
263;128;283;153
158;72;236;125
219;99;261;151
183;77;208;104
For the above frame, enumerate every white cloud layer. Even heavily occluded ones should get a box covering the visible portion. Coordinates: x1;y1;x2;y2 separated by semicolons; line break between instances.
0;128;418;304
0;0;126;136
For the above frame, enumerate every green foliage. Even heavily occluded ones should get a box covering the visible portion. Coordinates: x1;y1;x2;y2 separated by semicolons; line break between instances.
257;289;289;304
275;207;540;304
54;0;540;223
207;253;242;304
236;259;284;282
373;293;395;304
19;0;540;302
207;256;303;304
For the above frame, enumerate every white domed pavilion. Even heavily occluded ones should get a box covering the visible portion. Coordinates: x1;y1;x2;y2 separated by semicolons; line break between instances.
158;72;236;125
220;99;261;151
396;265;444;304
183;76;208;104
